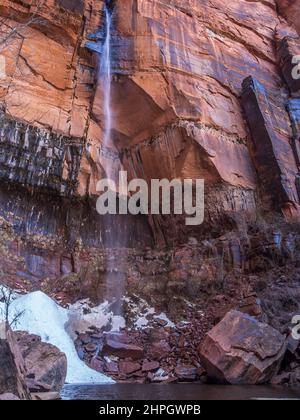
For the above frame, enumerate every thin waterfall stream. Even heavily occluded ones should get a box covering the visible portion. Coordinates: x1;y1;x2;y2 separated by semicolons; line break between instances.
99;3;126;317
101;4;112;162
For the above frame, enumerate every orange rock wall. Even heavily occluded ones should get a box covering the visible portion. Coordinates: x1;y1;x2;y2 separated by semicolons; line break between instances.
0;0;299;243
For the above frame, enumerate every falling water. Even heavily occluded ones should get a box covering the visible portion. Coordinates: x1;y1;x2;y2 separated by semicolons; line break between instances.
101;5;112;153
99;3;126;317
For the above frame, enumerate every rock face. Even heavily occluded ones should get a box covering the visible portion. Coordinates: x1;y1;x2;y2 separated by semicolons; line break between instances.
0;322;31;399
199;310;287;384
16;332;67;392
0;1;299;245
1;0;300;389
276;0;300;34
0;2;299;367
241;76;299;218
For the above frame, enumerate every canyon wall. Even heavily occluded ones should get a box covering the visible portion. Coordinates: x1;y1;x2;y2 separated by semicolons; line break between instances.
0;0;299;288
277;0;300;34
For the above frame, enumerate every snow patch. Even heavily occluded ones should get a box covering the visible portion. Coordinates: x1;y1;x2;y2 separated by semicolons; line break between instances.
66;299;125;339
66;295;175;334
154;312;175;328
124;296;175;329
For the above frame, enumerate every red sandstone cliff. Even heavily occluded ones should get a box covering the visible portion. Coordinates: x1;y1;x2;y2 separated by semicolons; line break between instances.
0;1;299;224
0;0;299;289
1;1;300;390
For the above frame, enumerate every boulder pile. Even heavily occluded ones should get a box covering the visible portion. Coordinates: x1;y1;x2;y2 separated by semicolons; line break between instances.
75;309;300;386
74;314;211;384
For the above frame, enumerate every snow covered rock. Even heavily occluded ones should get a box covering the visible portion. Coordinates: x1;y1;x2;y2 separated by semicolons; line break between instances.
0;291;114;384
66;299;126;339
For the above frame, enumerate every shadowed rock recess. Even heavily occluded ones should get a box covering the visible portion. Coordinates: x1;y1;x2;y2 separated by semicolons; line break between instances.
1;0;300;390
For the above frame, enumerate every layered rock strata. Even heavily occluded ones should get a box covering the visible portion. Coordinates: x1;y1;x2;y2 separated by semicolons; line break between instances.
0;0;299;282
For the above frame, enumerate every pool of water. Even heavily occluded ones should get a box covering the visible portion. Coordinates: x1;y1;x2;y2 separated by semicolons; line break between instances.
61;384;300;400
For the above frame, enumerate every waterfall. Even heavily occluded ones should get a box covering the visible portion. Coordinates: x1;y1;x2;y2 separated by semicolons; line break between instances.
99;3;126;317
101;5;112;153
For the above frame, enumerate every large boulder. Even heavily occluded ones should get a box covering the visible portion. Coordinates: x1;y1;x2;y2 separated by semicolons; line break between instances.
15;332;67;392
0;323;31;400
199;310;287;384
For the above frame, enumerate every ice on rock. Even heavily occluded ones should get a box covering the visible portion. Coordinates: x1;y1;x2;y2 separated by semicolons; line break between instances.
0;290;114;384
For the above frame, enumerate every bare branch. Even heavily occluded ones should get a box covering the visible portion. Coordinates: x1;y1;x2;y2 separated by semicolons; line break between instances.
9;309;25;329
0;286;25;328
0;1;46;53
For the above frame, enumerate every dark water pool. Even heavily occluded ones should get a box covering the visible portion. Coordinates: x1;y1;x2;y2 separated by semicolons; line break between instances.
61;384;300;400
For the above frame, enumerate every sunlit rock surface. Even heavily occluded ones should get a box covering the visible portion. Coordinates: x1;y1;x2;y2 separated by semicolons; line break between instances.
0;1;299;288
